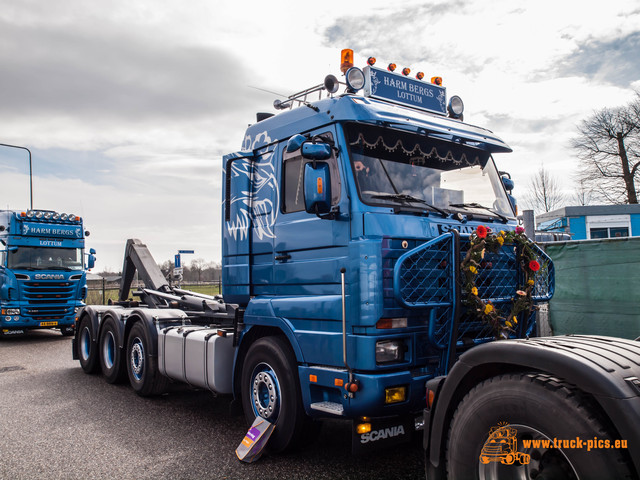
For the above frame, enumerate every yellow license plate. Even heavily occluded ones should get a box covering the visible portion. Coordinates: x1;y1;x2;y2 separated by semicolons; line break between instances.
40;321;59;327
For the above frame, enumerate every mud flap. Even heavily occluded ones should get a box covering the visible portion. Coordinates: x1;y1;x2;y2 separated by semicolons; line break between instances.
236;417;275;463
351;415;414;454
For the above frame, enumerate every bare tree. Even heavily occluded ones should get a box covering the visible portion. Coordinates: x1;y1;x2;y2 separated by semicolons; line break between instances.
573;177;593;206
571;94;640;204
190;258;206;284
524;167;566;214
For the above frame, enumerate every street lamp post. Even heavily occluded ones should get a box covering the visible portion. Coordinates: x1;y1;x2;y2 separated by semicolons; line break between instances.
0;143;33;209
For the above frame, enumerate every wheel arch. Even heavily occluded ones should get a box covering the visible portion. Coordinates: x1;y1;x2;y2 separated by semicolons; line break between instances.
426;335;640;476
232;324;300;400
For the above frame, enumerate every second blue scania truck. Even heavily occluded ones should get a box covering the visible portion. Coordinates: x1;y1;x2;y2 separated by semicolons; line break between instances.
73;51;640;478
1;209;95;336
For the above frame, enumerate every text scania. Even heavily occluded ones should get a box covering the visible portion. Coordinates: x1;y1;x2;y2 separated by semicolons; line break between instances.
34;274;65;280
360;425;406;444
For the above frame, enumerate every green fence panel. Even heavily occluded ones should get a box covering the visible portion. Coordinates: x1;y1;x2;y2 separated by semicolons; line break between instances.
544;237;640;339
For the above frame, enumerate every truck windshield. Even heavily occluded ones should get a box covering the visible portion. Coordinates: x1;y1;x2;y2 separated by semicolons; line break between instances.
7;246;84;271
345;123;514;219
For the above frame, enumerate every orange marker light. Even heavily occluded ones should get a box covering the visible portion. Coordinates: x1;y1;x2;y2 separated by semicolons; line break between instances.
334;378;344;387
367;56;376;66
387;63;396;72
310;374;318;383
317;177;323;195
431;76;443;86
416;72;424;80
341;49;354;74
402;67;411;76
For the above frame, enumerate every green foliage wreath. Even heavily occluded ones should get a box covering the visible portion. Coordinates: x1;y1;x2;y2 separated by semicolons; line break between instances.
460;225;541;339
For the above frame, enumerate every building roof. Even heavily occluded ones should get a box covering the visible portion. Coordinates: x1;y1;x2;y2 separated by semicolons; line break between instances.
536;204;640;223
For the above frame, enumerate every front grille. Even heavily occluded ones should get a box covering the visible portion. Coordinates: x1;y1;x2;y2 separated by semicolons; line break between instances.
23;281;75;304
388;233;554;348
19;280;78;320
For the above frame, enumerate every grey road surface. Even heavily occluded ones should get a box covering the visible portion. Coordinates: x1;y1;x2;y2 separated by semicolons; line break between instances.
0;330;425;479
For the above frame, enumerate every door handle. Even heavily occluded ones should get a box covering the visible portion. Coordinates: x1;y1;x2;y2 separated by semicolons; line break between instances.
275;253;291;262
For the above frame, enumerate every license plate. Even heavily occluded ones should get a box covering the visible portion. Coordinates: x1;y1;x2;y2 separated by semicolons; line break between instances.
40;321;59;327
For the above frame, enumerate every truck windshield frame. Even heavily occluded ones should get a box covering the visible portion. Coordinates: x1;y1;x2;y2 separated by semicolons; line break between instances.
7;246;84;271
345;123;515;218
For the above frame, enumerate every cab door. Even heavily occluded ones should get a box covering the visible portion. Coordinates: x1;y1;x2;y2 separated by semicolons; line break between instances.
272;127;349;296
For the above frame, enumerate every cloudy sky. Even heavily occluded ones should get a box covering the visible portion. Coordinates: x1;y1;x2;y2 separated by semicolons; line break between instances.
1;0;639;271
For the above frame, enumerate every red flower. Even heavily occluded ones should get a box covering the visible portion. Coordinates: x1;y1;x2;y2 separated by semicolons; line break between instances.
529;260;540;272
515;226;525;234
477;225;488;238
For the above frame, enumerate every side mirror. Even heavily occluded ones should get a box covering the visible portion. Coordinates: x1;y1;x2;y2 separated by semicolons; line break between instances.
286;134;332;160
87;251;96;269
301;143;332;160
501;176;515;192
286;134;306;153
304;162;332;215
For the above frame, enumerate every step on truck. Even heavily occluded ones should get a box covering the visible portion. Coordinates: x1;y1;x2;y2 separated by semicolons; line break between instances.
1;209;95;337
72;50;640;475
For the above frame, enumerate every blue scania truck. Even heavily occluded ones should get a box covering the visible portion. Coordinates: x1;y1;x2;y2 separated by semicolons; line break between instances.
1;209;95;337
73;52;640;478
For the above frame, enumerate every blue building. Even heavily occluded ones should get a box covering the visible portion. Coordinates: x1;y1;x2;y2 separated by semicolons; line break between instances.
536;204;640;240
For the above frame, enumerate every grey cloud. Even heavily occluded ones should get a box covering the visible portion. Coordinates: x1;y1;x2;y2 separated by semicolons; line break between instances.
322;2;492;76
0;19;263;121
555;32;640;88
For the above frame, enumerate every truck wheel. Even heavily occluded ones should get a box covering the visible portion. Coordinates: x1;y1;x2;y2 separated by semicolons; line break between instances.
241;336;318;453
447;373;634;479
98;317;126;383
77;316;99;373
126;322;168;396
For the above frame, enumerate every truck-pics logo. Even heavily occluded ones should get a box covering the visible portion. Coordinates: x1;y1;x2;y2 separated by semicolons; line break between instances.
479;422;530;466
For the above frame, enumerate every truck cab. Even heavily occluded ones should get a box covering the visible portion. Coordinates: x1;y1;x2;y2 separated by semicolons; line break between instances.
222;60;553;450
0;209;93;336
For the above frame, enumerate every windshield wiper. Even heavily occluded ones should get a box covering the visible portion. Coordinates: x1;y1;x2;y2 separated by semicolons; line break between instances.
48;266;73;271
449;202;509;223
373;194;448;217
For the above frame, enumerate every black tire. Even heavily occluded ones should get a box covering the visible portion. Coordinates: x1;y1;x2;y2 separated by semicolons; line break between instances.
77;315;99;373
241;336;319;453
447;373;633;480
98;317;126;384
126;322;169;396
60;326;74;336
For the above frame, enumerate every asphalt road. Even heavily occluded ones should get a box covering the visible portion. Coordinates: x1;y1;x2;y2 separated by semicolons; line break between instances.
0;330;425;479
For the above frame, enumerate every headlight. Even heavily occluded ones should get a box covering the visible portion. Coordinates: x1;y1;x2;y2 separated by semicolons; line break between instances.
375;339;406;364
345;67;365;93
26;210;35;218
60;213;68;220
447;96;464;118
6;308;20;315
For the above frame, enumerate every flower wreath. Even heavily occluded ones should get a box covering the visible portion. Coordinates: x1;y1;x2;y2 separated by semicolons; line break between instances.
460;225;541;339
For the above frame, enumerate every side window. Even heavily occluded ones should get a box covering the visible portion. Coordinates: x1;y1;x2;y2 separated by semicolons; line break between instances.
282;133;341;213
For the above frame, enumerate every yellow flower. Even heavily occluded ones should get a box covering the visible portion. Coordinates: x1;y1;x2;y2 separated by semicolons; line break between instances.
500;230;506;236
513;316;518;324
527;279;534;286
469;265;477;274
505;320;513;328
484;303;494;314
471;287;478;296
497;236;504;246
